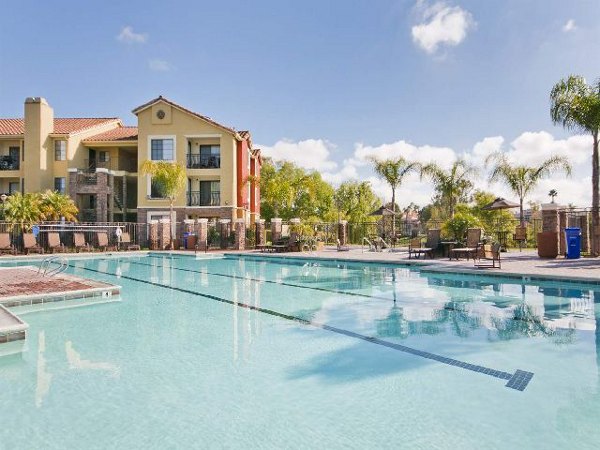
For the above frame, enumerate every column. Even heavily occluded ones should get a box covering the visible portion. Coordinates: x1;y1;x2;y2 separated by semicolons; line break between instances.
338;220;348;245
559;210;567;256
271;218;282;243
255;219;266;246
540;203;559;258
148;220;159;250
219;219;231;249
197;218;208;251
289;218;301;244
234;218;246;250
580;214;590;254
159;218;171;250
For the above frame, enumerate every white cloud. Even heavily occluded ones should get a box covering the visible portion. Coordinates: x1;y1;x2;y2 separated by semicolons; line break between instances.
411;2;475;54
148;59;173;72
117;26;148;44
259;139;338;171
562;19;577;32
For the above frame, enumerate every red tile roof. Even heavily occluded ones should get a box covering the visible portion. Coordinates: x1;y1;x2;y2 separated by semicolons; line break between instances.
83;126;138;142
132;95;241;139
0;118;120;136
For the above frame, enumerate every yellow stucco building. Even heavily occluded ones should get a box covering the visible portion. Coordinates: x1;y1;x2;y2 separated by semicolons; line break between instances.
0;97;262;224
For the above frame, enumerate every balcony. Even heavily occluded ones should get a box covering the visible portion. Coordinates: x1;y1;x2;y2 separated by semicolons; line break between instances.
187;154;220;169
0;157;19;171
187;191;220;207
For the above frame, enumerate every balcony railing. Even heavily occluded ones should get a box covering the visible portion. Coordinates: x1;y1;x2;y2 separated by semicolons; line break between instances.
187;191;220;206
0;157;19;171
187;154;220;169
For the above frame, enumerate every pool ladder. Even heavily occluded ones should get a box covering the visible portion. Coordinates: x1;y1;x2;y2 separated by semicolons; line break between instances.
38;255;69;277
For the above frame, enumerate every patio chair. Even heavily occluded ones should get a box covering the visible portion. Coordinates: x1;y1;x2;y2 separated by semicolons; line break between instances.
513;226;527;251
47;232;66;253
96;232;114;251
0;233;16;255
408;229;440;259
74;233;93;252
120;232;141;251
449;228;482;260
23;233;44;255
474;242;502;269
336;239;350;252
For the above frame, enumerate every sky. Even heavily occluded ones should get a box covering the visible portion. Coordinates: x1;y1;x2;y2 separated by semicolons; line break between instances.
1;0;599;208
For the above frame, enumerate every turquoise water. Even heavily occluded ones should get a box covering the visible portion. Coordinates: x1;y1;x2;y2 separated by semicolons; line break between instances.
1;254;599;449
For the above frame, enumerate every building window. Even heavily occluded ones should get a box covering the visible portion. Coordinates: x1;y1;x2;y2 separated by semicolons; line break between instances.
199;145;220;168
150;178;166;199
54;177;66;194
98;151;109;162
199;180;220;206
8;182;19;194
54;140;66;161
151;139;174;161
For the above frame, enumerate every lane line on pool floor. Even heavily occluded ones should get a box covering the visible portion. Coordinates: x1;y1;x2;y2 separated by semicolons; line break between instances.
73;263;534;392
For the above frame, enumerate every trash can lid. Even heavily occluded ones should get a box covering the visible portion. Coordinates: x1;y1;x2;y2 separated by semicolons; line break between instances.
565;227;581;231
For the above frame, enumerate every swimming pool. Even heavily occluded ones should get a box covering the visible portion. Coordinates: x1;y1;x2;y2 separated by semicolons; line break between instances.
0;253;599;449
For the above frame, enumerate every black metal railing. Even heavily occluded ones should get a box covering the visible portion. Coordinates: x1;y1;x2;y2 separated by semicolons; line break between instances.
187;191;220;206
186;154;220;169
0;157;19;171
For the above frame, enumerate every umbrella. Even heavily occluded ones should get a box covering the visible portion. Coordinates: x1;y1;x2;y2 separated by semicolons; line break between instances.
482;197;519;210
369;205;397;216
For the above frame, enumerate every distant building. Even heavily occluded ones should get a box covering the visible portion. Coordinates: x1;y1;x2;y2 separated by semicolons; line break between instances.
0;97;262;223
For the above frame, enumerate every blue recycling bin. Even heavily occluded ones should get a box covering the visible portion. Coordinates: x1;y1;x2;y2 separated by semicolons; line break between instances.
564;227;581;259
182;232;191;249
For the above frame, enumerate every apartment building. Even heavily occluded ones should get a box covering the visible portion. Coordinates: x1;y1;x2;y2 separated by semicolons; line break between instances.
0;97;262;224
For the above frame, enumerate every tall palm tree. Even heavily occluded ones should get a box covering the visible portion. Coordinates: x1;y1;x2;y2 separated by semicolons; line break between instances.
141;161;187;243
550;75;600;254
420;159;476;218
485;153;572;226
40;190;79;221
369;156;421;235
3;192;45;232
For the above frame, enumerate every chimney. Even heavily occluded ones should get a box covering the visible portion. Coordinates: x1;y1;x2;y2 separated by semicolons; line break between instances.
24;97;54;192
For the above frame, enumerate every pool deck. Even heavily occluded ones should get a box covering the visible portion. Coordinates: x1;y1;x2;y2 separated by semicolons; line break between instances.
229;247;600;284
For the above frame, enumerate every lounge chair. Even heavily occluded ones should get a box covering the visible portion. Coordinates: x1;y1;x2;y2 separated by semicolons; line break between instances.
474;243;502;269
336;239;350;252
47;232;66;253
97;232;114;251
74;233;93;252
120;232;141;251
23;233;44;254
0;233;16;255
513;226;527;251
408;229;440;259
450;228;482;260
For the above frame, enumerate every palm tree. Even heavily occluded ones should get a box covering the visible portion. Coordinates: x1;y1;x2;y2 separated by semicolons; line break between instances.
485;153;572;226
548;189;558;203
370;156;421;235
550;75;600;254
141;161;187;243
3;192;45;232
420;159;476;218
40;190;79;221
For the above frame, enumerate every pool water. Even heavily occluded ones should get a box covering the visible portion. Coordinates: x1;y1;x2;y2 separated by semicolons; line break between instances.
1;254;599;449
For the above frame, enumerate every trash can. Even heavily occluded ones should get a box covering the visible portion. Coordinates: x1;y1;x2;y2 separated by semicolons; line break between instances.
564;227;581;259
182;232;191;249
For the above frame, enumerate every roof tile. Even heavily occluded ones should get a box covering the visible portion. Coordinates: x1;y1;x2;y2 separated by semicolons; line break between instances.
0;118;119;136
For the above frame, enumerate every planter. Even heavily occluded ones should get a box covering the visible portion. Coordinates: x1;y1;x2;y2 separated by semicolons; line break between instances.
537;231;558;258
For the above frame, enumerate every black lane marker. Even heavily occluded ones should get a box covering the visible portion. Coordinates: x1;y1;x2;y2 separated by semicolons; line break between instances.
73;262;534;391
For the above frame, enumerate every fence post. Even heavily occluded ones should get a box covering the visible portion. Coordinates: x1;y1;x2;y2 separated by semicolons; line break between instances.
197;219;208;251
338;220;348;245
580;214;590;254
234;218;246;250
219;219;231;249
255;219;266;246
271;218;282;243
148;220;159;250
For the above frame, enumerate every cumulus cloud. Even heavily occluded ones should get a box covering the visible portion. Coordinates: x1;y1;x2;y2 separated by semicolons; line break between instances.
117;26;148;44
259;139;338;171
562;19;577;32
148;59;173;72
411;2;475;54
261;131;595;208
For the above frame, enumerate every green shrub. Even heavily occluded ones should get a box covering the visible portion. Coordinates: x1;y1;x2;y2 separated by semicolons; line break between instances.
442;211;483;241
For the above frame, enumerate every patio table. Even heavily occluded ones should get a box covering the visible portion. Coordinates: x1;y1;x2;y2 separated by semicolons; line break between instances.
440;241;459;258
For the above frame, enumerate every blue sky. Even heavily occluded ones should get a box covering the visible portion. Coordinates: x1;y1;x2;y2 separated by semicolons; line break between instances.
1;0;599;206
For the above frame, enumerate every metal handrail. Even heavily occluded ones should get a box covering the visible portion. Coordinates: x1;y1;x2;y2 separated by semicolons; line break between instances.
38;255;69;277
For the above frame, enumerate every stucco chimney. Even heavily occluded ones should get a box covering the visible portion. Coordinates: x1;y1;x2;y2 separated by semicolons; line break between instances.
23;97;54;192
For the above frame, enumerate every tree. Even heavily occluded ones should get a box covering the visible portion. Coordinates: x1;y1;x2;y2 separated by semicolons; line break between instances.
548;189;558;203
140;161;187;243
3;192;45;232
333;181;381;223
485;152;572;226
550;75;600;254
40;190;78;221
420;159;476;218
369;156;421;234
469;190;516;235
